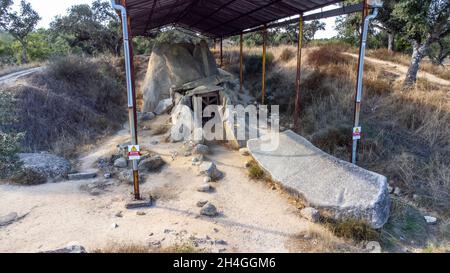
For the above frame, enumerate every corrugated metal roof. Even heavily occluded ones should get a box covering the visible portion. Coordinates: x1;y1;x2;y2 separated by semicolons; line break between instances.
118;0;343;37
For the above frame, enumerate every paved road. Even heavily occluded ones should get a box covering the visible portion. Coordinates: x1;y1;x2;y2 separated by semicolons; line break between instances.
0;67;43;85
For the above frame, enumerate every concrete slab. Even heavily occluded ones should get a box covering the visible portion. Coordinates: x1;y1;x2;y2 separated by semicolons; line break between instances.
247;130;390;228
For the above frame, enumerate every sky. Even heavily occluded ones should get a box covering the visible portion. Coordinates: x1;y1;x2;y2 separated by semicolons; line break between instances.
13;0;339;39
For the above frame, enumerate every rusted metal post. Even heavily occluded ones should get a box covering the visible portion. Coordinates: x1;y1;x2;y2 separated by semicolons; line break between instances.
294;14;304;131
220;37;223;68
239;32;244;93
351;0;371;164
261;24;267;105
113;0;140;199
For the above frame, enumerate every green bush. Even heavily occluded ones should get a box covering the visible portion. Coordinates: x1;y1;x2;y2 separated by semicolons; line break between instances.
244;52;274;74
0;91;24;178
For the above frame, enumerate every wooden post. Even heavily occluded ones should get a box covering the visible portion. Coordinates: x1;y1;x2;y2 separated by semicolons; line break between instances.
239;32;244;93
294;14;304;131
261;24;267;105
351;0;369;164
220;37;223;68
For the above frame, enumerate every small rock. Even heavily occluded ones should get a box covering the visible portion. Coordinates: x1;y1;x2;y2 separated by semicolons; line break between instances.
149;240;161;248
412;194;420;202
143;126;151;131
365;241;382;253
300;207;320;223
104;173;112;179
196;200;208;207
424;216;437;225
150;140;159;145
394;187;402;196
245;160;252;168
42;242;87;253
197;184;212;193
200;203;218;217
136;211;146;216
215;239;227;245
213;228;219;233
114;157;128;168
198;161;222;180
239;148;250;156
0;212;18;226
387;185;394;194
115;211;123;218
111;223;118;229
194;144;210;155
203;177;211;183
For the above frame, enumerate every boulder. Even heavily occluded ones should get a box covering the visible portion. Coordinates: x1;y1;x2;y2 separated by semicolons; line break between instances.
138;155;165;172
18;153;71;182
114;157;128;168
193;39;219;77
247;130;390;229
154;98;173;115
142;43;204;112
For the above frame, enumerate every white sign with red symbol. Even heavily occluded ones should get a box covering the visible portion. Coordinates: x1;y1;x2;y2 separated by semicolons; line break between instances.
127;145;141;160
353;127;362;140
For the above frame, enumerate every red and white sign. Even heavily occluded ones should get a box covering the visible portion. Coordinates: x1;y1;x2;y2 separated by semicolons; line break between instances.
353;127;362;140
127;145;141;160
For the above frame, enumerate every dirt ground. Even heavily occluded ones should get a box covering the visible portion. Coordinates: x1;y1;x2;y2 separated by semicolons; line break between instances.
0;114;320;253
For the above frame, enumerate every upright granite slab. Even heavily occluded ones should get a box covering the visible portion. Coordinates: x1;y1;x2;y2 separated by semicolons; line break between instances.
247;130;390;228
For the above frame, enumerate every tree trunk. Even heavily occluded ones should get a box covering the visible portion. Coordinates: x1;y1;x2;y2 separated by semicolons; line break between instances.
388;33;394;52
20;42;28;64
404;41;429;87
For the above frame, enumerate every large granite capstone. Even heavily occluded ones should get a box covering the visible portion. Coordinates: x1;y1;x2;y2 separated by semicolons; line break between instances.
247;130;390;228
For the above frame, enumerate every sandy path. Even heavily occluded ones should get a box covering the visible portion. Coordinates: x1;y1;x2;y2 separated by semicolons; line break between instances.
344;53;450;87
0;67;43;85
0;115;308;253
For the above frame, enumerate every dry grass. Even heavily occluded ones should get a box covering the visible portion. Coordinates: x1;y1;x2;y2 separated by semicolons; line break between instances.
94;242;200;253
367;48;450;81
3;55;127;158
225;44;450;220
246;160;266;180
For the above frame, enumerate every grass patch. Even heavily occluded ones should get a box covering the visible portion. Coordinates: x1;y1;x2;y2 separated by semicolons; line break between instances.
247;160;265;180
323;218;380;242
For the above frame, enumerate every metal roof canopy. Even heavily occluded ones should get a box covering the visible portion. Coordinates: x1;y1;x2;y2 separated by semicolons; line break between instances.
118;0;345;38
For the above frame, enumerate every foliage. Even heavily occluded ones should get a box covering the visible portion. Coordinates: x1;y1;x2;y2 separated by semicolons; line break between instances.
49;0;121;56
0;90;24;178
0;0;40;63
244;52;274;74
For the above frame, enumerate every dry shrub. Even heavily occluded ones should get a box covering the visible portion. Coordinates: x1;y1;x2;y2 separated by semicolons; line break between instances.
279;48;295;62
11;168;47;185
323;218;379;242
307;45;351;67
6;55;127;157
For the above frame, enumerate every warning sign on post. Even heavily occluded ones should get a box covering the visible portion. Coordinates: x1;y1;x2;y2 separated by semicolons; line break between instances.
353;127;362;140
128;145;141;160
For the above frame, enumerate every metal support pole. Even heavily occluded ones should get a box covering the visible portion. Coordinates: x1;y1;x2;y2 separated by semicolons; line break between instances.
261;24;267;105
351;2;379;164
111;0;140;199
294;14;303;131
239;32;244;93
220;37;223;68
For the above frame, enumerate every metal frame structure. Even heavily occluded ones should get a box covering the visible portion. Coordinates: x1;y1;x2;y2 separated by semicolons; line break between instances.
111;0;381;198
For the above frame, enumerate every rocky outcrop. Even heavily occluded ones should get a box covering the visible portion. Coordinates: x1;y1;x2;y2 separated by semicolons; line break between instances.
142;43;206;112
247;130;390;228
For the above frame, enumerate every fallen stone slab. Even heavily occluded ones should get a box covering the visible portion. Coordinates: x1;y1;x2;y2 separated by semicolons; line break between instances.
42;243;87;253
68;172;97;181
125;196;153;209
247;130;390;228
